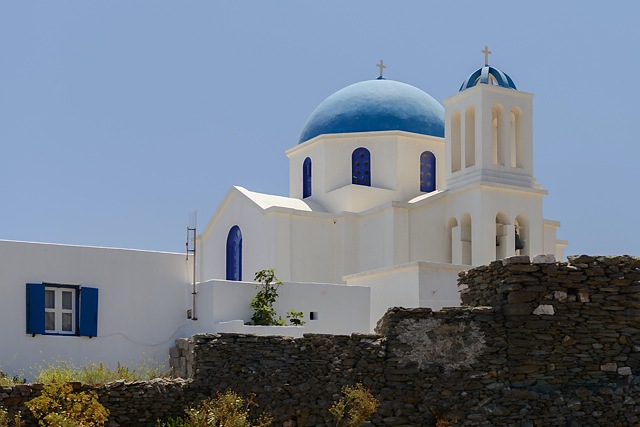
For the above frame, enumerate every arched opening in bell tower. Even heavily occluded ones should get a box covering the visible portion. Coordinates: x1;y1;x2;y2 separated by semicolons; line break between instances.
492;104;505;166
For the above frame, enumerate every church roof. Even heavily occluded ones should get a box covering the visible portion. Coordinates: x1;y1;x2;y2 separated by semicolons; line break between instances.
236;186;314;211
298;78;445;144
459;65;517;91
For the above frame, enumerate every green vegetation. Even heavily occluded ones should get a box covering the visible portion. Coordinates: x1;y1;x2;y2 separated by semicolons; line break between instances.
0;371;24;387
286;310;306;326
157;391;272;427
0;408;24;427
329;384;379;427
25;383;109;427
250;269;305;326
33;359;169;385
250;269;283;326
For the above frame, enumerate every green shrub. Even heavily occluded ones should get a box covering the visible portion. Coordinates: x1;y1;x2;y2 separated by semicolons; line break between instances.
286;310;305;326
158;391;272;427
250;269;283;326
0;408;24;427
187;391;272;427
33;359;169;384
329;384;379;427
25;383;109;427
0;371;25;386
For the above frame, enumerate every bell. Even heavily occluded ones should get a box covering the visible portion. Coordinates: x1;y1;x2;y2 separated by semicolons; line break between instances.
515;229;524;250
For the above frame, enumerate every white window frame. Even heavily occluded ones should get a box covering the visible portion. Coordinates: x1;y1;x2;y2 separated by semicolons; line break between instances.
44;286;76;334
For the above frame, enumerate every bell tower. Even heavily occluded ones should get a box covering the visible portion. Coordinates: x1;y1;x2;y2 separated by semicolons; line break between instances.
443;47;548;266
444;46;534;191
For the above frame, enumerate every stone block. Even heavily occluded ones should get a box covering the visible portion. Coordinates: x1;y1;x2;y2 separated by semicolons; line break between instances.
169;346;180;359
553;291;568;302
617;366;632;376
600;362;617;372
503;255;531;265
533;305;555;316
508;291;538;304
533;254;556;264
504;303;534;316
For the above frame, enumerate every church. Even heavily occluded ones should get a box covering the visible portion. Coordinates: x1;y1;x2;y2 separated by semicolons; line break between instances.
0;48;566;378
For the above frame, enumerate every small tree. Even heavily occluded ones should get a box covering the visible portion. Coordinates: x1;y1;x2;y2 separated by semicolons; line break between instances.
25;383;109;427
329;384;379;427
250;269;283;326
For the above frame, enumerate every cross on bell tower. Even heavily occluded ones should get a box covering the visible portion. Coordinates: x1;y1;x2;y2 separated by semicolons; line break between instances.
482;45;491;66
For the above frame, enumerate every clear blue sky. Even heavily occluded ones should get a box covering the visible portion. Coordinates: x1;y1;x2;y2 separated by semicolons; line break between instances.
0;1;638;257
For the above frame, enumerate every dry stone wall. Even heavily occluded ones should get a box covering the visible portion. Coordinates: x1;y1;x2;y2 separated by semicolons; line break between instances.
0;379;196;426
3;255;640;426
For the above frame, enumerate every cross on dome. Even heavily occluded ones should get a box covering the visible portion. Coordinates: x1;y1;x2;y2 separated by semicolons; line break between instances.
482;45;491;66
376;59;386;78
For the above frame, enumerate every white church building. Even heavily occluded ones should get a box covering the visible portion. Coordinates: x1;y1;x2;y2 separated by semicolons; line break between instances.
0;50;566;378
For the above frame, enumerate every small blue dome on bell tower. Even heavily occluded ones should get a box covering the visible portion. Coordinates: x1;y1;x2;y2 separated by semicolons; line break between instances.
459;46;517;92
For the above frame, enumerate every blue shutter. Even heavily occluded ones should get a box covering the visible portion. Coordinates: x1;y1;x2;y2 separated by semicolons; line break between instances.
352;147;371;186
226;226;242;281
26;283;46;335
420;151;436;193
79;287;99;337
303;157;312;199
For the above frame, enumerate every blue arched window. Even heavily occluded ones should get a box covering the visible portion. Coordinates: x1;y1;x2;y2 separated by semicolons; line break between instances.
420;151;436;192
303;157;312;198
226;225;242;281
352;147;371;186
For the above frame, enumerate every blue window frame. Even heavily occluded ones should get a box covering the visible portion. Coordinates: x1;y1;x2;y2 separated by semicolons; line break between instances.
420;151;436;192
226;225;243;281
303;157;312;198
26;283;98;337
352;147;371;186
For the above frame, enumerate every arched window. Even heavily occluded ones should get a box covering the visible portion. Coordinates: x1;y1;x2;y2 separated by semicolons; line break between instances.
492;104;505;166
420;151;436;192
461;214;472;265
465;106;475;168
352;147;371;186
303;157;312;198
515;215;529;256
447;217;458;264
226;225;242;281
451;111;461;172
495;212;509;260
510;108;523;168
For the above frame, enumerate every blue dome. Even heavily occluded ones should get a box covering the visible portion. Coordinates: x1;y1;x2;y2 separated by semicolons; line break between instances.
298;79;445;144
459;65;517;91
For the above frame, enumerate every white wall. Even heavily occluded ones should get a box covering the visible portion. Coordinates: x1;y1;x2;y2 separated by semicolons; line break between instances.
190;279;371;336
345;261;464;332
198;189;278;282
287;131;445;215
0;240;191;380
417;262;465;309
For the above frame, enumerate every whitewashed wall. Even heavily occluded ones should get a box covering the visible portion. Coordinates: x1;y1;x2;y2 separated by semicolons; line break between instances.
345;261;464;332
0;240;191;380
190;279;371;336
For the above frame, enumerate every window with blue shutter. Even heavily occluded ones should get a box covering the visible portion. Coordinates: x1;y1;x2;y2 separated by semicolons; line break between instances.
26;283;98;337
26;283;46;335
352;147;371;186
420;151;436;192
226;225;243;281
303;157;312;199
79;287;99;337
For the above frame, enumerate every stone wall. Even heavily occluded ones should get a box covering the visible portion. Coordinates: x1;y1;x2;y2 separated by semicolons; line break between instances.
1;379;197;426
3;255;640;426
